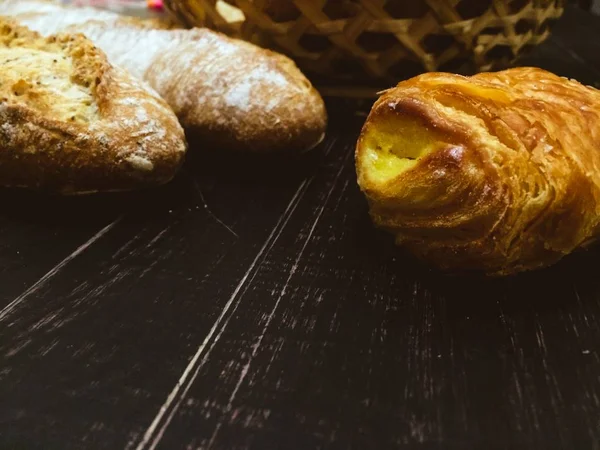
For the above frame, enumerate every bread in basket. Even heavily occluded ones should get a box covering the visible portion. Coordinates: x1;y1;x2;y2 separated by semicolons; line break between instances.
164;0;566;93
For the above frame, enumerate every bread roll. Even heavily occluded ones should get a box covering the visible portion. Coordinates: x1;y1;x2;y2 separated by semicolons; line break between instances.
0;19;186;194
1;0;327;153
356;67;600;275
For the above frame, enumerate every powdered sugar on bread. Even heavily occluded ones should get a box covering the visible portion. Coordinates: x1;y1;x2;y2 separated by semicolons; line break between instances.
224;68;288;111
3;0;328;153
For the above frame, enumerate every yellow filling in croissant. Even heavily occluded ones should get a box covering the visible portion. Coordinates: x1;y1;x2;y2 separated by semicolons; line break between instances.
361;116;442;184
356;68;600;275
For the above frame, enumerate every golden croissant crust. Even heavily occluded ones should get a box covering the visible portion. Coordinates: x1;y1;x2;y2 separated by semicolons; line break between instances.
355;67;600;275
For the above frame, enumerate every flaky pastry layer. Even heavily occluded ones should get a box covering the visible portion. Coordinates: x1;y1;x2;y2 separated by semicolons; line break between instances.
356;67;600;275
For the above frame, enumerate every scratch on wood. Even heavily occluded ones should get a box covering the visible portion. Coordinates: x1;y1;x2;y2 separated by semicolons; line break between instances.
136;180;308;450
573;285;591;329
207;147;351;448
134;226;175;279
147;226;172;248
37;338;60;357
29;310;62;331
112;230;146;259
534;317;547;355
0;216;122;324
134;137;339;450
497;298;517;351
5;337;32;357
191;179;238;239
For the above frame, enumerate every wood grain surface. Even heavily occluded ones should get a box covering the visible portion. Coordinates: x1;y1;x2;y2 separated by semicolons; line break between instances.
1;6;600;450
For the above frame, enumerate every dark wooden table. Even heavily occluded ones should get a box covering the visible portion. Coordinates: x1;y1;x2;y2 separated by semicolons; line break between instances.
2;6;600;450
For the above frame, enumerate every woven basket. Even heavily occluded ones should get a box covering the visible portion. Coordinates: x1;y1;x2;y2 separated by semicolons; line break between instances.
164;0;566;95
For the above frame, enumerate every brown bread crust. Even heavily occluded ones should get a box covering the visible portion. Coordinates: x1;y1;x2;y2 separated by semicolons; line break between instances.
0;19;186;194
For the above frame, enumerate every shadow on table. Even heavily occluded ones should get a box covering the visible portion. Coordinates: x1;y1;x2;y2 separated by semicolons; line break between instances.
184;139;327;185
0;127;336;228
184;99;360;187
352;206;600;319
0;175;192;227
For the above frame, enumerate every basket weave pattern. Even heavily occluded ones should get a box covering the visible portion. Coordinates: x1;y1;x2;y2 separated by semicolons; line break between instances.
164;0;565;84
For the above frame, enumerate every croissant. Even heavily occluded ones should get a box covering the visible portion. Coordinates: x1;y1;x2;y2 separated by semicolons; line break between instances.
355;67;600;275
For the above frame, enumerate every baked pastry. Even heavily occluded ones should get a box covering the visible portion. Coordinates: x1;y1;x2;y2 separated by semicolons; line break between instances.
0;19;186;194
0;0;328;153
356;67;600;275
